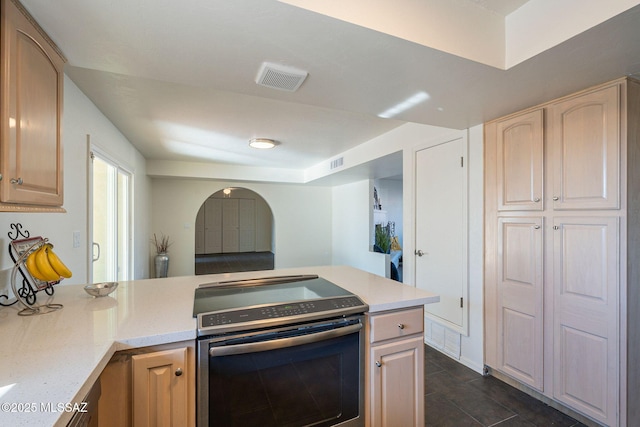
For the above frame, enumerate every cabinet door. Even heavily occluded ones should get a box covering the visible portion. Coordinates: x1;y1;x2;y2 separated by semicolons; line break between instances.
496;217;544;391
552;217;618;426
222;198;239;252
550;85;620;210
1;0;64;206
238;198;256;252
132;347;189;427
204;198;222;253
370;336;424;427
496;109;544;211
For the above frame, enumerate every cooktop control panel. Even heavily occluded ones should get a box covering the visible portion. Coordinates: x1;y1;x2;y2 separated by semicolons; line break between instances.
200;296;365;329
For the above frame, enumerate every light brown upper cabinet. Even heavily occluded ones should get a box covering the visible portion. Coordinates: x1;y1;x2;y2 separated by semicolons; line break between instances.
549;85;620;210
1;0;66;211
496;109;544;211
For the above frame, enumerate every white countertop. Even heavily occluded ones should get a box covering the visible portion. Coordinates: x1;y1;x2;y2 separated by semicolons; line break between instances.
0;265;439;426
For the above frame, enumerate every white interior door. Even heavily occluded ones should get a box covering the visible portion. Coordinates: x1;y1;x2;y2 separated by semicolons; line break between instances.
414;137;468;334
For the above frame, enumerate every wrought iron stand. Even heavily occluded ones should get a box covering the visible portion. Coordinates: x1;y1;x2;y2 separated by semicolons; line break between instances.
1;223;63;315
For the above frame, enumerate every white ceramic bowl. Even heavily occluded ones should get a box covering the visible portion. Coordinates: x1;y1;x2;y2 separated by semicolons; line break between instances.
84;282;118;297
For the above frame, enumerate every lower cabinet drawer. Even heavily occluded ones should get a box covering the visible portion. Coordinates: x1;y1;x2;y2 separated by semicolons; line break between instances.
369;306;424;344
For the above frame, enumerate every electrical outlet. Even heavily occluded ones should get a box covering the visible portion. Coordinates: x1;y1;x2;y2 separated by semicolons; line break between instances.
73;231;81;248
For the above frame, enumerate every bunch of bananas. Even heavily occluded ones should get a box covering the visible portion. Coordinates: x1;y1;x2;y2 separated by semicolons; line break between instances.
25;243;72;282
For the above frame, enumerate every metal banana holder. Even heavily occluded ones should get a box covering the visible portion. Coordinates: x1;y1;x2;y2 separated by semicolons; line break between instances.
1;223;63;316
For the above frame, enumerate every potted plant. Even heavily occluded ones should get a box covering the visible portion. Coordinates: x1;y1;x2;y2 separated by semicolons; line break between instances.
374;223;391;254
151;233;171;278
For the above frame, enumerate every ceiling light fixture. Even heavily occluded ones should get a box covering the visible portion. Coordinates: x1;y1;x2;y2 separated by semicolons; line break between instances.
249;138;277;149
378;91;430;119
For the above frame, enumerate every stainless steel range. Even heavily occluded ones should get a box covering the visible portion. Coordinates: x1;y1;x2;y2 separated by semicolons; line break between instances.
194;275;368;427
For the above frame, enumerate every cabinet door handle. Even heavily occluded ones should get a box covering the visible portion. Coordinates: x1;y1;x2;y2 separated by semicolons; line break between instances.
534;225;541;229
397;323;405;330
415;250;425;257
553;226;559;230
533;197;540;202
375;361;382;368
10;177;23;185
175;368;183;377
553;196;559;201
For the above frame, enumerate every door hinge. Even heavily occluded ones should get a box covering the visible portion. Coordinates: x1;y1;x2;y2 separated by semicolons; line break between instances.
460;297;463;308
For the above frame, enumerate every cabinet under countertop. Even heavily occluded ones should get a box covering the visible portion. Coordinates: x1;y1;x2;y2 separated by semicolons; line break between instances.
0;265;438;427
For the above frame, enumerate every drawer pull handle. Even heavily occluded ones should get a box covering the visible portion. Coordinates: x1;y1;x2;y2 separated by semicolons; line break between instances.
175;368;183;377
10;177;23;185
375;361;382;368
397;323;405;330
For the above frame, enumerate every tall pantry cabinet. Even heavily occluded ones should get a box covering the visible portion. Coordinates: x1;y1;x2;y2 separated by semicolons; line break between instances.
484;77;640;427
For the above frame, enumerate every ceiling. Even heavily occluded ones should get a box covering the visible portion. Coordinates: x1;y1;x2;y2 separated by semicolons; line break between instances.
19;0;640;173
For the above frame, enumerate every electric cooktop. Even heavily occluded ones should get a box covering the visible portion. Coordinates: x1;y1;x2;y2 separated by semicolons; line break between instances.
193;274;368;336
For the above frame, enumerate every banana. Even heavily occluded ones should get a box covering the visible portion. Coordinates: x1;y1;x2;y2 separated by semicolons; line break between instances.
34;244;60;282
25;249;48;282
47;246;72;278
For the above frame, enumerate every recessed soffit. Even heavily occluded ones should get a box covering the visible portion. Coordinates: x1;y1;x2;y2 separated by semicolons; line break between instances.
279;0;640;69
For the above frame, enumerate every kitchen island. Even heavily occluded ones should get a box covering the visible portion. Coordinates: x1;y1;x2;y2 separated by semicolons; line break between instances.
0;265;439;426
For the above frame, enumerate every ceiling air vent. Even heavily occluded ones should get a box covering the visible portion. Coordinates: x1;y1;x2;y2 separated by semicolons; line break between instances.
330;157;344;170
256;62;308;92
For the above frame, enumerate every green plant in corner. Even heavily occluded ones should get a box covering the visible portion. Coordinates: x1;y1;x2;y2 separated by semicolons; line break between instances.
152;233;171;254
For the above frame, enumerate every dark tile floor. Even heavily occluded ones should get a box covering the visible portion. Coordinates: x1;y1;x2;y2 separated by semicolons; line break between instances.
195;251;275;275
424;345;587;427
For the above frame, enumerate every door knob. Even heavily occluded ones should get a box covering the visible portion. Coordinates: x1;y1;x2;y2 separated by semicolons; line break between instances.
175;368;183;377
415;250;425;257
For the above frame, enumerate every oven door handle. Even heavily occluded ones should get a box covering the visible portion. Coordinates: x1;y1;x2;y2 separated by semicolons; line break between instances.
209;322;362;357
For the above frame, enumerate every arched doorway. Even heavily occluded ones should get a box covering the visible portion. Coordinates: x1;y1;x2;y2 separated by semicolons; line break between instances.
194;187;274;274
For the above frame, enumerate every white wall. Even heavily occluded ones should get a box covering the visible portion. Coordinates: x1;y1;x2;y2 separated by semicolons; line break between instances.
0;75;150;300
331;180;387;277
150;179;332;277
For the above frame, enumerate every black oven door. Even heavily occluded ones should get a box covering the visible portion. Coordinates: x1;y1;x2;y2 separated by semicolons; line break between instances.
197;316;365;427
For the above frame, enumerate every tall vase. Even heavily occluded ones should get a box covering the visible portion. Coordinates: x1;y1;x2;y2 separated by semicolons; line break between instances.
154;253;169;278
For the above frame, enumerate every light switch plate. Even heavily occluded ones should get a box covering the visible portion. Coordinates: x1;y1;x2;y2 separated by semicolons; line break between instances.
73;231;81;248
